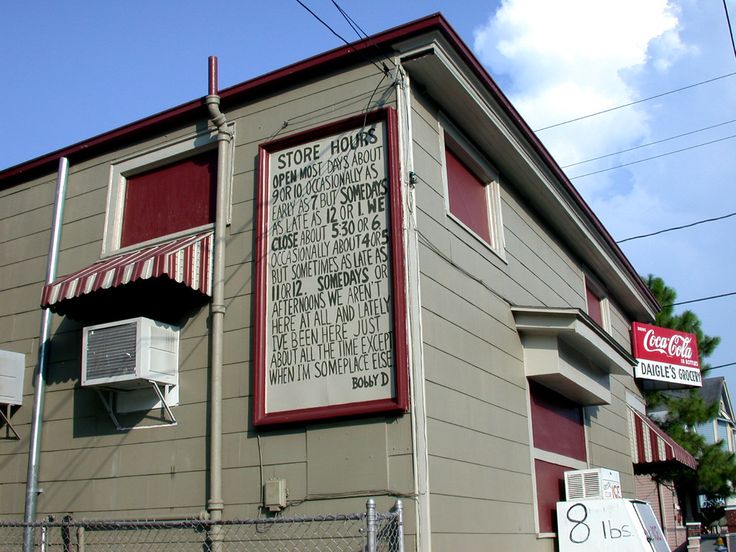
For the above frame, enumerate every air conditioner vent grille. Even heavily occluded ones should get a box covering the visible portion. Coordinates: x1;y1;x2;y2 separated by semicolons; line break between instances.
583;471;601;497
85;322;138;380
564;468;621;500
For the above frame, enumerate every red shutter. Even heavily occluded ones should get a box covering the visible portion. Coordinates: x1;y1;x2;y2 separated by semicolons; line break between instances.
445;148;491;243
121;149;217;247
534;459;571;533
530;381;587;461
586;284;603;326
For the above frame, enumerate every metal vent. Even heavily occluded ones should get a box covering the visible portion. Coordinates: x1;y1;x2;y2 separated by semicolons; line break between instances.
583;471;601;497
566;472;585;499
565;470;601;500
85;322;138;381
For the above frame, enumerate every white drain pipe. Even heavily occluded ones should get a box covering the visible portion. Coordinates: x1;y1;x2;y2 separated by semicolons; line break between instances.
23;157;69;552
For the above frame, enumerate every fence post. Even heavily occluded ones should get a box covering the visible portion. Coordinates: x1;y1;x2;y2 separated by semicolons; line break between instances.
61;515;73;552
366;499;377;552
394;499;404;552
77;525;85;552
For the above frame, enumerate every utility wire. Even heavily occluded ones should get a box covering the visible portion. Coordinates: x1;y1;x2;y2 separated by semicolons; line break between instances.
561;118;736;169
534;71;736;132
616;211;736;243
663;291;736;307
710;361;736;370
569;133;736;179
332;0;369;39
293;0;390;76
724;0;736;62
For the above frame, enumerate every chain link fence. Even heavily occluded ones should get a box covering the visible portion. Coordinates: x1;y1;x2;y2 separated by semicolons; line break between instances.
0;499;403;552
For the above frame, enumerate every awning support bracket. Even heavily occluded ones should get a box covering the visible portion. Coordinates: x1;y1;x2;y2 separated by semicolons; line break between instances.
94;381;178;432
0;404;20;440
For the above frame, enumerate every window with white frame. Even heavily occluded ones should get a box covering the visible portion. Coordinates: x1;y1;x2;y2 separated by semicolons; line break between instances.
103;129;232;254
440;123;505;258
528;381;588;535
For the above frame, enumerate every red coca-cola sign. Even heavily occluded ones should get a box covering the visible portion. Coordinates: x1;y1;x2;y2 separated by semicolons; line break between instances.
631;322;701;387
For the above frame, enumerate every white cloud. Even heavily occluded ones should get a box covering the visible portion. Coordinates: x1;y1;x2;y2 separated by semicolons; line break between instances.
473;0;688;176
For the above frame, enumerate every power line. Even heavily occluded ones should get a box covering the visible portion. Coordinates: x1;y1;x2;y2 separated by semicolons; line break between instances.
569;133;736;179
561;118;736;169
534;71;736;132
724;0;736;62
331;0;369;40
710;361;736;370
664;291;736;307
616;211;736;243
293;0;390;76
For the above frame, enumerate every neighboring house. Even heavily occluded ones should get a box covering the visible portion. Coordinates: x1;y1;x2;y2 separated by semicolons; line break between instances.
0;13;699;552
696;377;736;452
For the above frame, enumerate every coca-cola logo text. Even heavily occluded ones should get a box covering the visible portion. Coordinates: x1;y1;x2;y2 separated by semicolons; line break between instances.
643;329;694;360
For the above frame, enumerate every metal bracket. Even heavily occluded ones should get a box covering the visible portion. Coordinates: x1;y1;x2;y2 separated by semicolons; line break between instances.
0;404;20;440
94;381;177;431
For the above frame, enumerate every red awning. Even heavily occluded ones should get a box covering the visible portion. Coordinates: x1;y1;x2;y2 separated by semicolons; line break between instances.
41;231;213;309
628;406;698;470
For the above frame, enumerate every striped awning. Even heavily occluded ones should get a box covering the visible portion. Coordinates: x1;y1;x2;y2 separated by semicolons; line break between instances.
628;406;698;470
41;231;214;309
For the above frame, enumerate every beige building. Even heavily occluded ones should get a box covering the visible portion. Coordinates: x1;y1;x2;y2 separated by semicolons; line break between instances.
0;14;697;551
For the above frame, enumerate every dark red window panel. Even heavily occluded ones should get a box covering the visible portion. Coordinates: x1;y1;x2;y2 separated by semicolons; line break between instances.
586;282;603;326
445;147;491;243
534;459;571;534
529;381;586;461
121;149;217;248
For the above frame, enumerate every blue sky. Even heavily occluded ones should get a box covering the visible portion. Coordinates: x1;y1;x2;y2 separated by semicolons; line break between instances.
2;0;735;394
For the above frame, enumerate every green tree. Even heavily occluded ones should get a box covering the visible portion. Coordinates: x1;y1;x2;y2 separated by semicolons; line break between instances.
644;275;735;505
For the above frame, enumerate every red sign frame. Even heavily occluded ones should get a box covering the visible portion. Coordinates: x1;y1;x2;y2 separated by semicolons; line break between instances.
252;107;409;426
631;322;701;387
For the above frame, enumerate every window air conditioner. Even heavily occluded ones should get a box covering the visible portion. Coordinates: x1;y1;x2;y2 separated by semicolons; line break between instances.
82;317;179;389
0;350;25;406
564;468;621;500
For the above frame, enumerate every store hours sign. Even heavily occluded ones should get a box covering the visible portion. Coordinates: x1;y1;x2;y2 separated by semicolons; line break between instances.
253;108;409;425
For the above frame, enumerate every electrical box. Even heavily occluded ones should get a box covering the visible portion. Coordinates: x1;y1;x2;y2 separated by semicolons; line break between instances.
82;317;179;389
565;468;622;500
0;350;25;406
264;479;287;511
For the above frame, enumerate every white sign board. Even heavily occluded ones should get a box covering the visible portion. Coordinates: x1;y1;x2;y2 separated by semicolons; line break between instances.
557;499;670;552
253;109;408;426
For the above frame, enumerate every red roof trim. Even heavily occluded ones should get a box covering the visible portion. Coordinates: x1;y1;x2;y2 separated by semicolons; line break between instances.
0;12;656;308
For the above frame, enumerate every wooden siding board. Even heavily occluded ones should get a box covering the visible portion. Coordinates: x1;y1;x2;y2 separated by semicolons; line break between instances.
388;453;415;494
422;309;523;386
306;421;389;495
425;382;529;447
424;345;525;415
429;493;536;534
0;232;50;268
429;455;533;504
420;275;520;358
0;178;54;219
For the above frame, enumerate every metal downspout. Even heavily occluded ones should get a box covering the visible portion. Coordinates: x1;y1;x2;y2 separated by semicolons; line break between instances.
23;157;69;552
205;56;230;549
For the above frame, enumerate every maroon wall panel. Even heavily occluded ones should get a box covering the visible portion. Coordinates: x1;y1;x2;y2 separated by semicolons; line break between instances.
121;149;216;247
530;381;586;461
445;148;492;243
